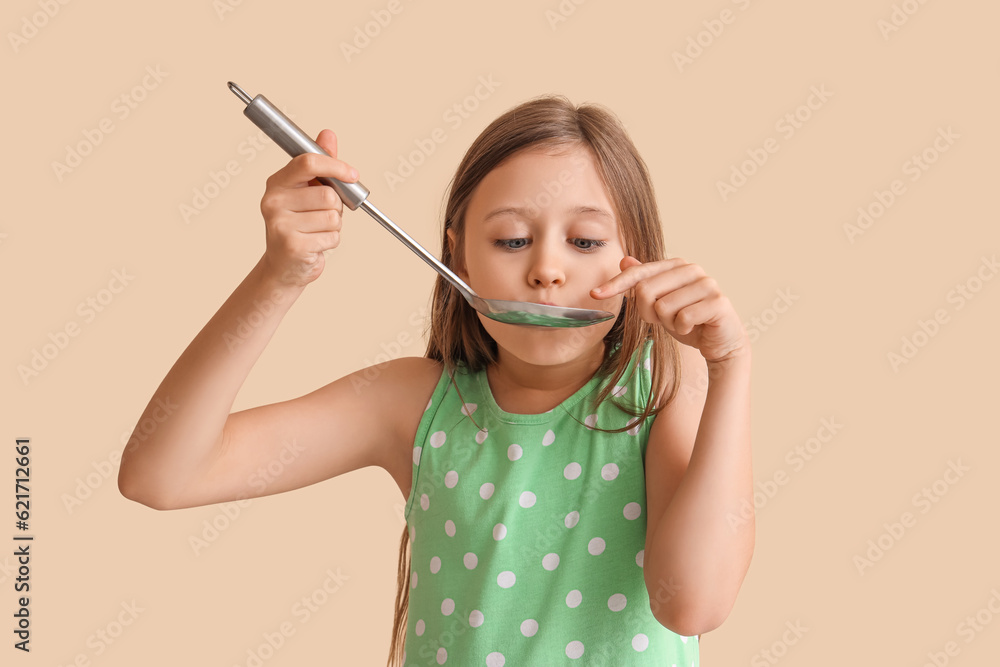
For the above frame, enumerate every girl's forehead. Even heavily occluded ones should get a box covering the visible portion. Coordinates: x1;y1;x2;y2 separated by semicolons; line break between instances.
468;146;615;214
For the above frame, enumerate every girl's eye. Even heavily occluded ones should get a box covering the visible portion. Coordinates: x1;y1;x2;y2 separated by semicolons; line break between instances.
493;238;528;251
572;238;608;251
491;238;608;252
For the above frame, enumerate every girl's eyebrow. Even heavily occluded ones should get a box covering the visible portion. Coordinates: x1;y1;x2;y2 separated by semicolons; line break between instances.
482;205;614;224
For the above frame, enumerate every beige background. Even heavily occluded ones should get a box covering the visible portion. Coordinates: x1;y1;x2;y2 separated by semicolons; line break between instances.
3;0;999;664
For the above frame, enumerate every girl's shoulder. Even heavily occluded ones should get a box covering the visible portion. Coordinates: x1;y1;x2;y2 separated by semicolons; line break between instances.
376;356;445;498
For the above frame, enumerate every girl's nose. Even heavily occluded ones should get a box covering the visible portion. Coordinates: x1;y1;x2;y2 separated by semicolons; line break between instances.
527;242;566;287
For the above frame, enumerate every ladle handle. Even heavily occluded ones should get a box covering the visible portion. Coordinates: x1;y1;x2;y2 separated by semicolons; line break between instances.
228;82;370;211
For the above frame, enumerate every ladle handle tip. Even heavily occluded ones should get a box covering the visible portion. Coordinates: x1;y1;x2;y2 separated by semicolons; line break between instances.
228;82;370;210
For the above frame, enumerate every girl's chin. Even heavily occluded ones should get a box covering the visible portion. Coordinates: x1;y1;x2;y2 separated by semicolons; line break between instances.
480;319;613;363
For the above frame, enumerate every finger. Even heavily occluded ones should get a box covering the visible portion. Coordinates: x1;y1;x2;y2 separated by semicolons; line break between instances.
315;129;338;158
288;209;343;234
591;256;683;299
286;182;344;214
650;279;719;332
271;151;359;190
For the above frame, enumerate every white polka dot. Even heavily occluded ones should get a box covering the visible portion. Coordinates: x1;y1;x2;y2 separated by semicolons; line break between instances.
565;511;580;528
485;652;505;667
469;610;484;627
626;417;641;436
441;598;455;615
430;431;446;447
480;483;495;500
584;414;598;429
644;356;651;371
636;550;644;567
519;491;536;508
542;429;555;446
493;523;507;540
632;633;649;651
436;647;447;664
430;556;441;574
425;397;432;411
608;593;627;611
680;635;690;643
508;444;522;461
415;619;425;636
564;462;582;480
461;402;477;416
566;590;582;608
588;537;606;555
410;525;415;542
445;520;456;537
566;640;585;659
464;552;478;569
411;571;418;588
623;502;641;519
497;571;516;588
413;446;422;465
444;470;458;488
601;463;619;480
420;494;430;511
542;553;560;570
476;428;489;444
612;385;627;397
520;619;538;637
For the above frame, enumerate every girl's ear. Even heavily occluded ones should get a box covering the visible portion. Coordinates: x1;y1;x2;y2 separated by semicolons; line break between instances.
446;228;469;281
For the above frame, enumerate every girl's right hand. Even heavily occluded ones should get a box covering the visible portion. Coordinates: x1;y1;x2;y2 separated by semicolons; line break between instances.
258;129;360;288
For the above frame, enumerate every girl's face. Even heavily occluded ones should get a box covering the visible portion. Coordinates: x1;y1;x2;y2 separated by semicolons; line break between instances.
448;144;628;367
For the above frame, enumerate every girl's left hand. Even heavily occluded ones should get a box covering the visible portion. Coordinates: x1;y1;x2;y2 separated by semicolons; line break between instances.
591;256;750;364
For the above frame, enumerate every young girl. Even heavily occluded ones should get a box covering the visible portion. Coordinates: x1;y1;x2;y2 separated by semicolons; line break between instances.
119;95;754;666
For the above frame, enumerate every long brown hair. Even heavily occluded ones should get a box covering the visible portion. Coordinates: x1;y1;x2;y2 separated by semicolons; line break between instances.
385;94;682;666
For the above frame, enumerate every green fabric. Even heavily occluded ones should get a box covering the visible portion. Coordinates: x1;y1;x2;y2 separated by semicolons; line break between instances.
403;339;699;666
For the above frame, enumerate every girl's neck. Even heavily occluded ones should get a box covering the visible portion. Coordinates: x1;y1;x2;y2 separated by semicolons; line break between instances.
485;342;605;415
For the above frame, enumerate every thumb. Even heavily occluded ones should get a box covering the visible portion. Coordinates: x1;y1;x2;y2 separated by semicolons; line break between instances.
315;129;338;158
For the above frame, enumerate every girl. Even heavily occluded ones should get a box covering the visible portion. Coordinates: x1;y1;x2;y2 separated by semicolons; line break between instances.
119;95;754;666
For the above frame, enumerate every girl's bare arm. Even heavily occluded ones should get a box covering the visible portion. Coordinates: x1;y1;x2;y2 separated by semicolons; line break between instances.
118;130;401;510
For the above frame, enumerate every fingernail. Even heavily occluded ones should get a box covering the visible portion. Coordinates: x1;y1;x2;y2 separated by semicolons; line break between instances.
350;169;358;179
592;286;603;294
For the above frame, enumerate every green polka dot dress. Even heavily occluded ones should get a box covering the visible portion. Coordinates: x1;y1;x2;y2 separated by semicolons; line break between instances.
402;339;700;666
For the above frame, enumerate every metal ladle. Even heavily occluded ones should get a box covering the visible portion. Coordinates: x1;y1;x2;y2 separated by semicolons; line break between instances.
228;82;615;329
